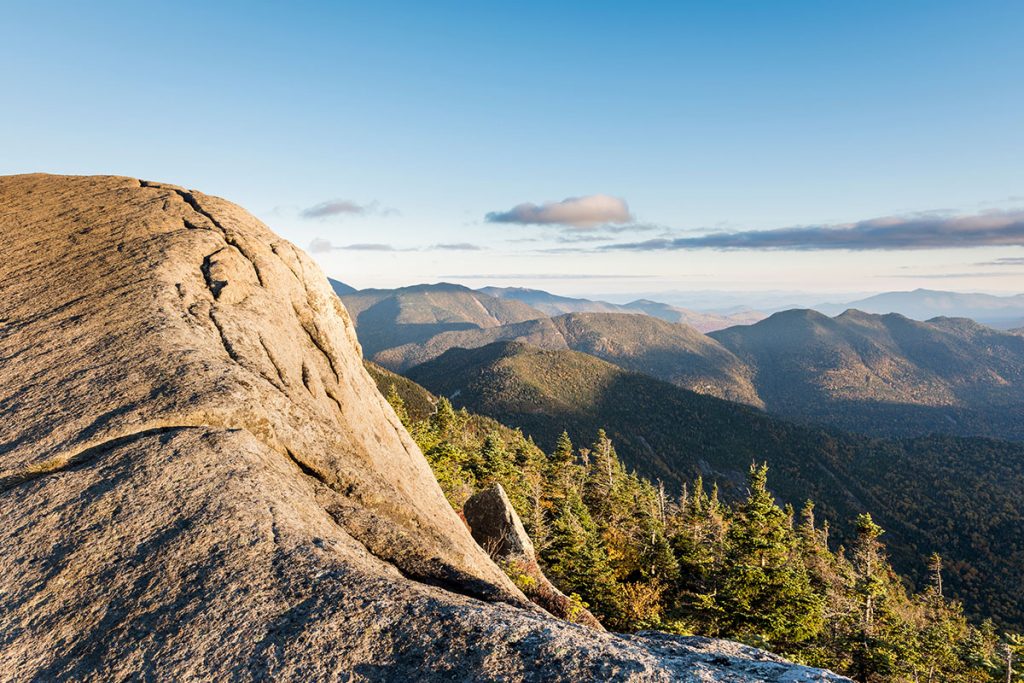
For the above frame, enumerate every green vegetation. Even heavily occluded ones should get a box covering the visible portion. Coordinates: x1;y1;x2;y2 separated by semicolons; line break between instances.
549;311;760;406
364;360;437;421
407;341;1024;629
338;283;545;358
710;308;1024;440
349;284;1024;442
386;384;1024;682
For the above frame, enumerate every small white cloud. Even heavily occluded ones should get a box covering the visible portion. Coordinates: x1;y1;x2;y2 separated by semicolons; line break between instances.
431;243;484;251
309;239;401;253
486;194;633;229
301;199;397;219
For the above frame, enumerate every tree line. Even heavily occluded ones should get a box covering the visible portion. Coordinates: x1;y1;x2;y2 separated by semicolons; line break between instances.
388;389;1024;682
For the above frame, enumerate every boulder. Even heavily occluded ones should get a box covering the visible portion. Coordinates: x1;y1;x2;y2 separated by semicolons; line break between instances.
0;174;851;682
464;484;604;630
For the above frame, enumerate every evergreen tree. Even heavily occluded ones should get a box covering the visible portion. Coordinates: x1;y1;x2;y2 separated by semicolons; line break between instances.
551;430;574;464
713;463;823;650
430;396;459;437
543;489;621;626
849;513;892;681
668;474;726;630
385;383;409;426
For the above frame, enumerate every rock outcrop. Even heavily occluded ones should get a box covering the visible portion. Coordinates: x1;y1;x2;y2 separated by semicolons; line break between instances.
464;484;605;631
0;174;850;681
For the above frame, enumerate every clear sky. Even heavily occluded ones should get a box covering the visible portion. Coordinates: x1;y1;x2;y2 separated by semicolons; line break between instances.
3;0;1023;300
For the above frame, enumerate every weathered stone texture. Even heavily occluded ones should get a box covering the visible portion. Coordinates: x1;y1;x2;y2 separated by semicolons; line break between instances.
0;174;849;682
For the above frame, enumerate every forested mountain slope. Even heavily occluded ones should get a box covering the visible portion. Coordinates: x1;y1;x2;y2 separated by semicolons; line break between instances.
711;309;1024;439
388;388;1021;682
550;313;760;405
337;283;545;357
406;341;1024;628
361;308;761;405
344;283;1024;440
478;286;766;331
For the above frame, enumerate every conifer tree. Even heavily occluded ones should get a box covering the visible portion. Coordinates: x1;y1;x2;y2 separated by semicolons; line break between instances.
714;463;822;649
543;489;621;626
430;396;458;437
583;429;619;522
385;383;409;426
551;431;574;464
850;513;890;680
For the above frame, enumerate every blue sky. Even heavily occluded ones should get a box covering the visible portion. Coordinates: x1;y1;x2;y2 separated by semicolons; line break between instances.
3;1;1023;298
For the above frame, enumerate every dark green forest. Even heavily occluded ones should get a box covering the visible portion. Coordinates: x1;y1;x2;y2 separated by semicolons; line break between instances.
405;342;1024;629
371;366;1024;682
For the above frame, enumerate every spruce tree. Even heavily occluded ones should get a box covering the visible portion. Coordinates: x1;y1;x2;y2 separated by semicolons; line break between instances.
713;463;822;649
543;489;621;626
850;513;890;681
430;396;458;437
552;431;574;464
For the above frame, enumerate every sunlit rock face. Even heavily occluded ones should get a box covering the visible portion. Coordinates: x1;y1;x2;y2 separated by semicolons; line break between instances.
0;174;850;682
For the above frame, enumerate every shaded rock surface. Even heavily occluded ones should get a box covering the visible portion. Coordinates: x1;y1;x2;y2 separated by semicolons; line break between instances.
464;484;604;631
0;174;850;682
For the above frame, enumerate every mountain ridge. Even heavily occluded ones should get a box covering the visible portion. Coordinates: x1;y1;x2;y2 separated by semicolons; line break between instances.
344;285;1024;440
478;285;767;332
814;288;1024;329
711;306;1024;439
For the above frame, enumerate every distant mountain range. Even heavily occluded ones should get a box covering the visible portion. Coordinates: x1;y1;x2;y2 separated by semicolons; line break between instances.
405;340;1024;628
330;279;1024;626
479;286;766;332
335;283;1024;441
711;308;1024;439
813;288;1024;330
334;282;1024;330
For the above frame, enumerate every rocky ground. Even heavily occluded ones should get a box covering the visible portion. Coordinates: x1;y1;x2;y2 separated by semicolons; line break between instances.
0;174;850;681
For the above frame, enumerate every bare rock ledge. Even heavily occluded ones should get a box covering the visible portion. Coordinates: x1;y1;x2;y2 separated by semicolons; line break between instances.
0;174;850;682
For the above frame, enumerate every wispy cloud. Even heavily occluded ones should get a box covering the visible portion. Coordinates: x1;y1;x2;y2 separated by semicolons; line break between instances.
301;199;397;219
344;243;401;251
310;239;403;253
440;273;645;280
602;210;1024;251
886;271;1013;279
310;239;483;253
486;194;633;229
431;242;484;251
551;223;664;242
538;246;593;254
975;256;1024;267
976;196;1024;207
